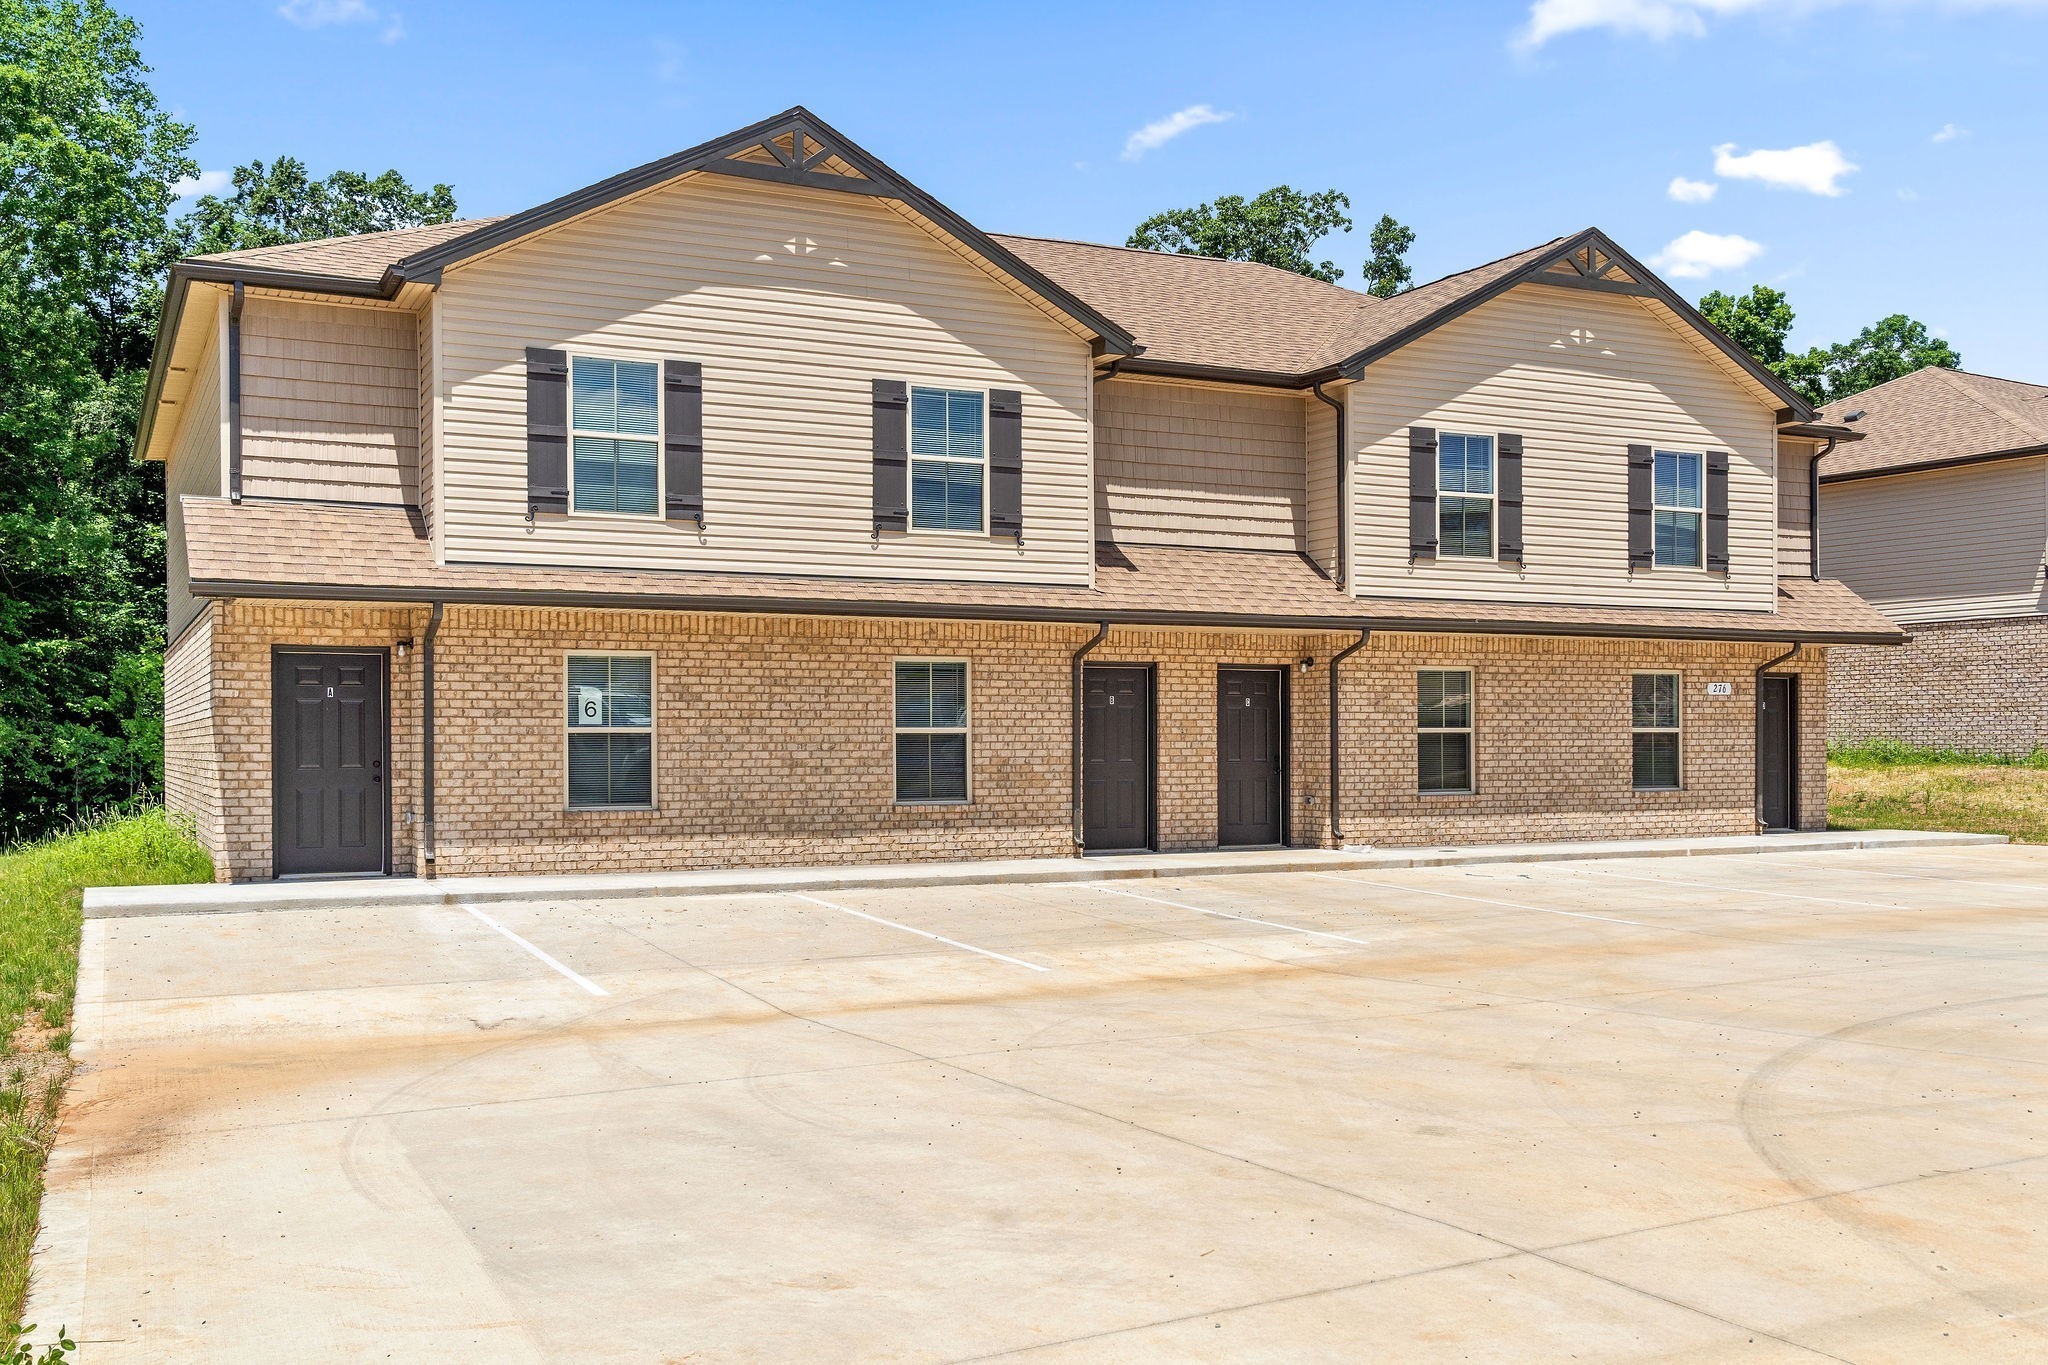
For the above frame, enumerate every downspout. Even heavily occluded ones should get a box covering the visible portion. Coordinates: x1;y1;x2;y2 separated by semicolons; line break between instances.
1070;622;1110;852
1808;436;1836;582
1753;642;1802;832
227;282;244;504
1312;382;1347;587
420;601;444;874
1328;629;1370;847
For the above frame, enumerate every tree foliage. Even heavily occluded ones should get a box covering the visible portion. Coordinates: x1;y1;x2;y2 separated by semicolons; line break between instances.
0;0;457;839
1362;214;1415;298
1699;284;1962;406
1128;186;1353;283
176;157;457;257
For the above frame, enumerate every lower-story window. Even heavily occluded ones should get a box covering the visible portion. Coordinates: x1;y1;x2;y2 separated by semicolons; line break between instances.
895;659;969;803
1631;672;1682;790
1417;668;1474;794
566;653;654;809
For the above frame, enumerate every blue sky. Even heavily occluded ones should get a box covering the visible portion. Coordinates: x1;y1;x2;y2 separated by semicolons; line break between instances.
132;0;2048;378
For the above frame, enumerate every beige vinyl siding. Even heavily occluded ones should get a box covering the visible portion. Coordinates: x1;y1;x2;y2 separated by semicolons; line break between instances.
435;173;1095;584
239;295;419;505
1305;384;1341;576
166;318;223;635
1820;456;2048;622
1778;438;1813;575
1348;284;1779;612
417;299;436;537
1094;377;1306;551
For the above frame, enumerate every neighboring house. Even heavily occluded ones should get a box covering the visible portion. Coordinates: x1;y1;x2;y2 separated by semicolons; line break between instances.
1818;367;2048;756
138;108;1902;882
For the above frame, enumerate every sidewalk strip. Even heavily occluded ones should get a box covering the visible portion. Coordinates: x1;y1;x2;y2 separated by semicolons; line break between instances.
1309;873;1653;927
789;893;1050;972
463;904;609;996
1092;884;1377;946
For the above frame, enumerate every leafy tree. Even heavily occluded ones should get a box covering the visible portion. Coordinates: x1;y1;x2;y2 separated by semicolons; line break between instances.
1699;285;1962;405
176;157;457;256
1128;187;1352;283
1800;314;1961;403
0;0;195;839
1362;214;1415;298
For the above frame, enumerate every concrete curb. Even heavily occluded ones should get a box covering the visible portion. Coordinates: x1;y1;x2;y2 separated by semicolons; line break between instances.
84;829;2010;919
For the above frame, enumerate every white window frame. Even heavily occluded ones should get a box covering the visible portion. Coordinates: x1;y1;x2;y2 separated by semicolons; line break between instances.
1435;431;1497;561
893;656;972;805
567;353;664;520
904;383;989;537
1630;671;1684;792
564;650;657;811
1652;448;1705;570
1417;667;1476;796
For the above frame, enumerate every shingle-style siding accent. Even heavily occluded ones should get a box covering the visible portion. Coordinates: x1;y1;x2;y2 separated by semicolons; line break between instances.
433;174;1095;584
1777;438;1813;576
1829;616;2048;757
1348;283;1780;612
1305;385;1341;579
163;605;224;859
1820;455;2048;623
239;295;420;506
416;299;436;536
1094;377;1307;551
192;602;1826;879
166;315;223;635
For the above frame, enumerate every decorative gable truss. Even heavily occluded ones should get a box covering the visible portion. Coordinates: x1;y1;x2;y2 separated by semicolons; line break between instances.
1528;241;1656;298
706;117;887;196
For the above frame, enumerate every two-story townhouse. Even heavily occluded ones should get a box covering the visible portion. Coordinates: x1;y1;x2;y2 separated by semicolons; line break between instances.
1818;367;2048;755
138;108;1902;882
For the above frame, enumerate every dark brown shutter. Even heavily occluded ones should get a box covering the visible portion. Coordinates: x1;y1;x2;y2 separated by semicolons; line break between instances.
988;388;1023;538
872;379;909;533
525;347;569;516
1705;449;1730;573
1496;433;1524;566
1408;426;1438;560
1626;443;1654;569
663;360;704;526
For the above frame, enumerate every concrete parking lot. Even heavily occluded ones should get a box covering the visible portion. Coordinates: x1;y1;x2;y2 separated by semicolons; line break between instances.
31;845;2048;1362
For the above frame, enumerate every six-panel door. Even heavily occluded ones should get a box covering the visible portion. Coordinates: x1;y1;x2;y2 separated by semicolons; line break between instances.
272;650;388;876
1217;668;1285;847
1082;666;1152;852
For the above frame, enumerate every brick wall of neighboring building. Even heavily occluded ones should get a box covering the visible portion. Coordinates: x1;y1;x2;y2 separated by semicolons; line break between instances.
1828;615;2048;758
195;600;1829;880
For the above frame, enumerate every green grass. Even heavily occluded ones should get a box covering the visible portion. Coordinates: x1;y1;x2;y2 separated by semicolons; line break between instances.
1828;752;2048;844
0;810;211;1329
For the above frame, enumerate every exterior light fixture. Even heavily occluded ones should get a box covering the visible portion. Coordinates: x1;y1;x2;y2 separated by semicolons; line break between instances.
395;639;412;659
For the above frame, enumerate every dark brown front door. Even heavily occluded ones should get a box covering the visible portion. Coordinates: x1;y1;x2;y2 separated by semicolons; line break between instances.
1757;674;1797;832
1083;666;1152;851
1218;668;1285;846
273;650;388;876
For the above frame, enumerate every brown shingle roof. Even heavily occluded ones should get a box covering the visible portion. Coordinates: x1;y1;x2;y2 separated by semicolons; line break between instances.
180;498;1905;644
188;217;505;284
1820;367;2048;480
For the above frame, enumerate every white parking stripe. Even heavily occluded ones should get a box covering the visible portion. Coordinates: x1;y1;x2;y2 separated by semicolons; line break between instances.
463;904;609;996
1588;867;1904;909
1093;884;1377;946
789;893;1051;972
1308;873;1653;927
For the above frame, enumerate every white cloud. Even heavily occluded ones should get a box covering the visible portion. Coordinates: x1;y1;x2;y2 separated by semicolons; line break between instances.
1667;175;1718;203
278;0;374;25
1652;230;1764;279
170;169;231;199
1931;122;1969;142
379;11;404;42
1896;186;1921;201
1121;105;1234;161
1517;0;2048;50
1712;140;1857;195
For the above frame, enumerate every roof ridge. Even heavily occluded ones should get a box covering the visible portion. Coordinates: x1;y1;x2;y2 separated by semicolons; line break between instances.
992;231;1378;300
1391;231;1575;300
1942;367;2048;444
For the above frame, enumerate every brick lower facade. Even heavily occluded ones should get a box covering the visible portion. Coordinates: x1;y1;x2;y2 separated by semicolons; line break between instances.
1827;614;2048;758
165;599;1830;881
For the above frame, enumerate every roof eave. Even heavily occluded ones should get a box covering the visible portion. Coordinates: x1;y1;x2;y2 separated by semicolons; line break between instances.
1819;442;2048;485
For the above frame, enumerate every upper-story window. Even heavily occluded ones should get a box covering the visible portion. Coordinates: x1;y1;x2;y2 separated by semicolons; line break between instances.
1653;449;1704;568
910;387;985;532
1437;433;1495;558
571;356;660;516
